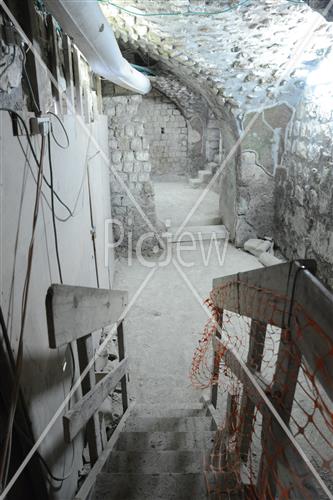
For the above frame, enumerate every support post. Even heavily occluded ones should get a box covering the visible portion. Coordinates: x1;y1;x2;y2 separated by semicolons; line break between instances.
211;308;223;409
73;46;83;116
63;35;75;113
77;334;102;465
239;320;267;461
46;14;63;114
117;321;128;413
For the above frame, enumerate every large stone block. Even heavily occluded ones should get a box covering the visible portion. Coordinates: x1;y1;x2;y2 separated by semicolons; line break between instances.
131;138;142;151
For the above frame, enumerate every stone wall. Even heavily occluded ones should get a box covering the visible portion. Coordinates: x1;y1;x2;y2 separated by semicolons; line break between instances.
152;74;210;177
103;0;333;284
103;93;161;255
0;7;116;498
206;114;221;163
139;91;188;180
275;83;333;290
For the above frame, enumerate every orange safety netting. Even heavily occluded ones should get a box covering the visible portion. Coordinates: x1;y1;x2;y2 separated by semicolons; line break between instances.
191;280;333;499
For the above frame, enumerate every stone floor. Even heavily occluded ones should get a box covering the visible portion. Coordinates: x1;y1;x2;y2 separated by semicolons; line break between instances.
154;180;221;228
113;181;261;407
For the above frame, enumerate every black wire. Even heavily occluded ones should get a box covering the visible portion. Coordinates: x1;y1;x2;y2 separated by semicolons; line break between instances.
1;305;74;484
1;135;47;488
0;109;73;217
16;135;72;222
47;111;70;150
48;132;63;284
47;129;76;479
0;111;76;487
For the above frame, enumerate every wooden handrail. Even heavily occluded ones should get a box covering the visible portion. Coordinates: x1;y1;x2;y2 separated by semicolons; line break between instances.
45;283;131;500
211;260;333;402
46;284;128;348
63;357;129;442
205;260;333;499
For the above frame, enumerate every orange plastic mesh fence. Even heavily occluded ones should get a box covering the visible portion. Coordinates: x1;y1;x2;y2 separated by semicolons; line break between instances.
191;280;333;499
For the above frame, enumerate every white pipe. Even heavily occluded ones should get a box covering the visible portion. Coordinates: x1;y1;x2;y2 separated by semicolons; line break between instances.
44;0;151;94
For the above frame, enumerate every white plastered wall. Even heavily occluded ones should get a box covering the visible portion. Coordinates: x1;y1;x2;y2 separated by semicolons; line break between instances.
0;112;114;499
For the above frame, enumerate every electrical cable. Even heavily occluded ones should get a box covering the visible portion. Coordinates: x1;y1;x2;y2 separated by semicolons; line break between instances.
47;111;70;150
87;165;100;288
0;305;74;485
0;109;73;217
47;125;77;486
47;131;64;283
15;119;96;225
41;199;53;282
0;129;76;487
5;141;29;342
0;133;46;490
47;124;77;417
16;134;72;222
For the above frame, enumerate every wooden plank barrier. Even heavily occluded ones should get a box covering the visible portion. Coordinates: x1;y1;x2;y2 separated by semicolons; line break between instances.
46;284;130;499
203;260;333;499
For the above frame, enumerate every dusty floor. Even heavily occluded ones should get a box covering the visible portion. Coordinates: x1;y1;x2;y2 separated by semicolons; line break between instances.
113;181;261;407
154;181;221;228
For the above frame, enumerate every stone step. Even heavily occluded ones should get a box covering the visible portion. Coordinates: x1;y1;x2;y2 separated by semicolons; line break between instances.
206;161;219;173
189;178;203;189
169;224;228;243
116;431;216;451
198;170;213;183
105;450;209;474
93;472;209;500
131;406;205;418
203;167;213;175
124;416;216;433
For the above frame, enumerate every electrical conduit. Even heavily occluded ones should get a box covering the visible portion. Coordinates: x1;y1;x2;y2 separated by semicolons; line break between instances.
44;0;152;94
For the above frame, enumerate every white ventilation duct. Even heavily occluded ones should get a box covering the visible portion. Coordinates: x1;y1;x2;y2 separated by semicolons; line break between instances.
44;0;151;94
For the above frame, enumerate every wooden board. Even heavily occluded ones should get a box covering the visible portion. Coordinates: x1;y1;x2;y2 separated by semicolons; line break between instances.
63;357;129;442
212;261;317;327
239;320;267;461
276;438;323;498
46;14;63;114
63;35;75;113
77;334;102;464
73;46;83;116
46;284;128;348
290;269;333;401
74;403;135;500
211;309;223;409
219;342;269;410
201;393;220;429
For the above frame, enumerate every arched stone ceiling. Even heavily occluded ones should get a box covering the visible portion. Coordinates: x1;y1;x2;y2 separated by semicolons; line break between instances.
103;0;333;118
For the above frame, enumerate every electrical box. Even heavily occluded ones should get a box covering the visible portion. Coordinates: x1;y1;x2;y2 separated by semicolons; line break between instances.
29;116;50;136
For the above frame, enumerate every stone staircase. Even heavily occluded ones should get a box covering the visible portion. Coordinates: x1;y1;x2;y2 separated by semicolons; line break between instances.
189;162;218;189
92;404;218;499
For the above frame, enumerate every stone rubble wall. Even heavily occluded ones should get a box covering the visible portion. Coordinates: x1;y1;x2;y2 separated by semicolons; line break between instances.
151;74;210;177
206;115;221;163
275;87;333;290
102;0;316;245
103;94;162;255
139;92;188;180
102;0;333;285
